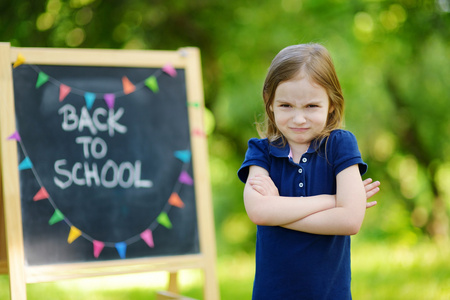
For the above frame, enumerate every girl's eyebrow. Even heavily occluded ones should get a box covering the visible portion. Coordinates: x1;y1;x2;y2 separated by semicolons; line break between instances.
273;98;293;103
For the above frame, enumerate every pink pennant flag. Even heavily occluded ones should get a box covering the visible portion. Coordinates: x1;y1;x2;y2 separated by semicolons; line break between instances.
169;192;185;208
140;229;154;248
93;240;105;258
7;131;21;141
178;171;193;185
104;93;115;109
33;187;49;201
162;64;177;77
59;84;71;102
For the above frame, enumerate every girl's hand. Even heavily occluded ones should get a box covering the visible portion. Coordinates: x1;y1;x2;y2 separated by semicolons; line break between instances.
363;178;380;209
248;174;279;197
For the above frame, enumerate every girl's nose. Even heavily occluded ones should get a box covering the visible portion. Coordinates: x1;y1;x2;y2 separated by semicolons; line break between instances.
292;111;306;124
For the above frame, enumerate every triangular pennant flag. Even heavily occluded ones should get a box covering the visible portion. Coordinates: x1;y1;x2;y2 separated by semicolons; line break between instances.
145;76;159;93
67;226;82;244
49;209;64;225
93;240;105;258
84;92;96;110
36;72;49;88
157;212;172;229
140;229;154;248
178;171;193;185
104;93;115;109
193;128;206;137
174;150;191;163
7;131;21;142
59;84;71;102
169;192;185;208
18;157;33;170
115;242;127;259
122;76;136;94
188;101;201;108
33;187;49;201
13;53;26;68
162;64;177;77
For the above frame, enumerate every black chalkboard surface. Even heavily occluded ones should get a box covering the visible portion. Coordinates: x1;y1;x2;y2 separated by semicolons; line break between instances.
12;64;199;265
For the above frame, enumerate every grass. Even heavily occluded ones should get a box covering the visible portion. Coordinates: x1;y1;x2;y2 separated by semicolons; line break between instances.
0;240;449;299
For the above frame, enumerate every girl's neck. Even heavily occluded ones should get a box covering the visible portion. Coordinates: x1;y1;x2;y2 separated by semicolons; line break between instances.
288;142;310;164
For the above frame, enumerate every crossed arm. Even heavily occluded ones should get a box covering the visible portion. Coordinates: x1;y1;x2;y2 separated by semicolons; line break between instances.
243;165;380;235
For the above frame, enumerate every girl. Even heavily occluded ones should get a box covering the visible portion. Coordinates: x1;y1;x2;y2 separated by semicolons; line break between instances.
238;43;380;299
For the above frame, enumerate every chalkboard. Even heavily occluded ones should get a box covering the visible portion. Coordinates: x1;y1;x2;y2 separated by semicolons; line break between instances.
0;45;219;300
12;64;199;265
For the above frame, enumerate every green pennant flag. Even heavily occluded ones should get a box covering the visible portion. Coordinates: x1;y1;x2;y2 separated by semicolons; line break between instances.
157;212;172;229
145;75;159;93
36;72;49;88
49;209;64;225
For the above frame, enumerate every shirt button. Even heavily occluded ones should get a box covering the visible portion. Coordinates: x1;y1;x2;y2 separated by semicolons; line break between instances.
299;182;304;188
298;168;303;174
302;157;308;163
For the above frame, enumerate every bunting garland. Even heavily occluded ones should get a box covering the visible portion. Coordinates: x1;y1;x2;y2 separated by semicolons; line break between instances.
10;54;203;260
26;59;175;105
12;131;193;259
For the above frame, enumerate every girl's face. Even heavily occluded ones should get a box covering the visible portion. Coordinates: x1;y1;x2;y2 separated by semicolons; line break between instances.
271;73;331;152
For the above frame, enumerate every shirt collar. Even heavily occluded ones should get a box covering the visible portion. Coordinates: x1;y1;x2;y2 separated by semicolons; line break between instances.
268;138;322;158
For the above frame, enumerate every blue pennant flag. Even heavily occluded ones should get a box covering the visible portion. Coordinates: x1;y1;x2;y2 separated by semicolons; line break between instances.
174;150;191;163
18;157;33;170
84;92;96;110
115;242;127;259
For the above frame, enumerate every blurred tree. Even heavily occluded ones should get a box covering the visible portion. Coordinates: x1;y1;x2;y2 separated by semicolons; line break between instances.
1;0;449;253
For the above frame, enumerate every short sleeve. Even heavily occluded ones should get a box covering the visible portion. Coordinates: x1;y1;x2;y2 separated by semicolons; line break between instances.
327;130;368;176
237;138;271;183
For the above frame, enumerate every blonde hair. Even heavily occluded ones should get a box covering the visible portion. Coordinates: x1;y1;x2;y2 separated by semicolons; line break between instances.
258;43;344;147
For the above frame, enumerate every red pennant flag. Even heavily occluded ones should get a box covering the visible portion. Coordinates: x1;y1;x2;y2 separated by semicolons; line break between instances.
122;76;136;95
193;128;206;137
33;187;49;201
168;192;185;208
59;84;71;102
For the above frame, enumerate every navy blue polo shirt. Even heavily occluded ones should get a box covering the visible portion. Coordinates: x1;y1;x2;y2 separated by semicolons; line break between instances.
238;129;367;300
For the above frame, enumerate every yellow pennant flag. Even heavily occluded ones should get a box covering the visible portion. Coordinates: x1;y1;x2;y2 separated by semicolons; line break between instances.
13;53;25;68
68;226;82;244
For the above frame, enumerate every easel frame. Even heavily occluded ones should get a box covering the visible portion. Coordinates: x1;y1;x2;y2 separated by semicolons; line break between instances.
0;43;219;300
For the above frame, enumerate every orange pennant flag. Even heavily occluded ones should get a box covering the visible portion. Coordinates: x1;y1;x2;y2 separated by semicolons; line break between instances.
122;76;136;95
168;192;185;208
59;84;71;102
33;187;49;201
68;226;82;244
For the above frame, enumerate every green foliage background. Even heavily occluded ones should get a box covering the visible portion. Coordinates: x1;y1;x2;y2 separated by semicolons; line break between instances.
1;0;449;299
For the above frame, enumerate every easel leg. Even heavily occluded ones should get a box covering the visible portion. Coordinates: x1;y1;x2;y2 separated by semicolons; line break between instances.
168;272;179;294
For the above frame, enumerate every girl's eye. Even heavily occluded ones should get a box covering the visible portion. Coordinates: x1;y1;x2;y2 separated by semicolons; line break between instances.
307;104;319;108
280;104;291;108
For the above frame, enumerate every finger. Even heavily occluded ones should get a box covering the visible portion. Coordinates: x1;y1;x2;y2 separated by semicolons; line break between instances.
363;178;373;186
366;201;377;209
366;187;380;199
251;184;267;195
365;180;381;192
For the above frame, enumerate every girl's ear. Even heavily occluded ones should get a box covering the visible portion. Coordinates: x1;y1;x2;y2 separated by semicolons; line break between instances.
328;101;335;114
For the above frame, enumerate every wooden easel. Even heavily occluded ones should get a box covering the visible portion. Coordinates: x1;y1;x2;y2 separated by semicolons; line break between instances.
0;43;219;300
